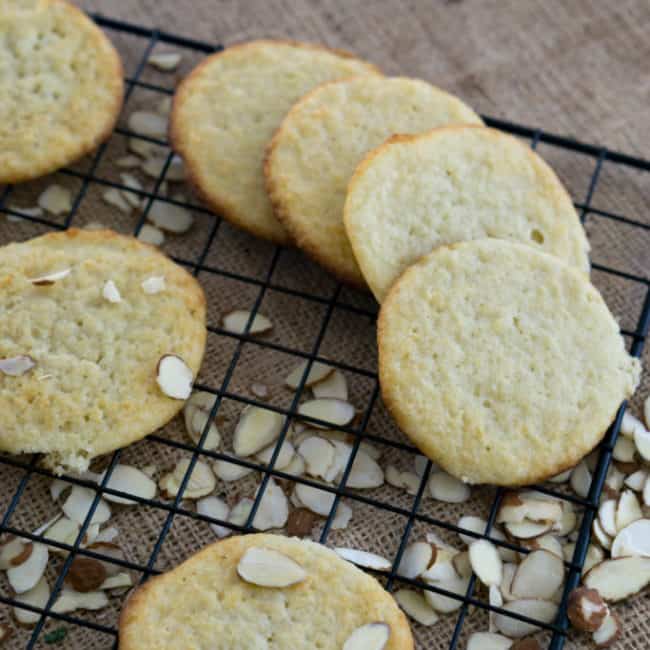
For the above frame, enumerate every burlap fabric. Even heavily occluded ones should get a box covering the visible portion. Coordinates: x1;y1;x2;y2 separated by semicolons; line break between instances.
1;1;649;647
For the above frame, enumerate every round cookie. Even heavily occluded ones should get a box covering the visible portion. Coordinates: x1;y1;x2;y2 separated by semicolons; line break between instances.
0;229;206;474
345;126;591;302
0;0;124;184
170;40;379;245
265;76;482;287
119;534;413;650
378;239;640;486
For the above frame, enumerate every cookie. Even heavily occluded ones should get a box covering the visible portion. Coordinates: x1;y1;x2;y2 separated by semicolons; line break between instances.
0;0;124;184
265;76;482;287
170;40;379;245
0;229;206;473
119;534;413;650
378;239;640;486
345;126;591;302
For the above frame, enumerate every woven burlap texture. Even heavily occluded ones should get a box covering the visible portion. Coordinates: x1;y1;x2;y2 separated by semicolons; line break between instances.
2;4;650;648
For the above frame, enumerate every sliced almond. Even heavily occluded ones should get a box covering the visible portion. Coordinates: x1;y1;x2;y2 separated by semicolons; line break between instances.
229;498;254;527
613;435;636;462
102;280;122;304
102;188;131;213
148;51;182;71
584;556;650;601
84;541;125;576
294;483;335;516
347;449;384;489
500;562;518;601
157;96;172;116
521;533;563;559
0;537;27;570
511;549;564;600
422;573;470;613
42;517;80;556
141;155;186;182
421;560;457;583
30;268;71;286
128;137;156;158
50;479;70;502
592;611;621;647
598;499;618;537
298;398;355;428
66;557;107;592
197;495;231;538
37;184;71;215
285;361;334;389
592;519;612;550
252;478;289;530
148;201;193;233
51;588;109;614
385;464;405;488
256;439;295;470
624;468;648;491
312;369;348;400
504;520;552;539
0;355;36;378
489;583;503;632
567;586;608;632
188;408;221;451
615;489;642;531
7;543;48;594
611;518;650;557
331;502;353;530
396;541;432;579
335;547;391;570
99;464;157;505
466;632;513;650
237;546;306;587
469;539;502;587
250;382;269;399
233;405;285;456
621;411;645;437
342;622;390;650
63;487;111;526
128;111;167;138
156;354;193;399
452;550;472;579
116;154;141;168
222;310;272;335
570;460;592;498
604;463;625;493
493;599;557;638
634;426;650;461
142;276;167;296
457;515;488;546
286;508;319;537
12;577;49;626
137;224;165;246
159;458;215;499
498;491;563;524
299;436;335;479
324;439;353;482
100;572;133;591
93;526;120;544
547;469;572;483
213;458;254;482
119;173;144;207
644;476;650;507
394;589;438;626
429;472;470;503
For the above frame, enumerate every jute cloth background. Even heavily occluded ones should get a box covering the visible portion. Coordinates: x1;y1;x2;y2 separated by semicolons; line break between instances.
1;0;649;648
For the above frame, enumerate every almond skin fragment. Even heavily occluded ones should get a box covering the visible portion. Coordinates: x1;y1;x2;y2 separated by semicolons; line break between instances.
567;587;608;632
9;543;33;567
66;557;108;593
511;640;542;650
286;508;318;537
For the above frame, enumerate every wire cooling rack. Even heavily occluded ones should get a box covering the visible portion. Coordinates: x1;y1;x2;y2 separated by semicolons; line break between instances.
0;13;649;650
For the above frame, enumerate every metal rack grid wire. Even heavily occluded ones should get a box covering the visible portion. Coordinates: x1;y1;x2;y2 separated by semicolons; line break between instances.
0;12;649;650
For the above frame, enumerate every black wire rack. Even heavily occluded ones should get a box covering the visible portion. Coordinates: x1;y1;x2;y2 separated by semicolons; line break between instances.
0;13;649;650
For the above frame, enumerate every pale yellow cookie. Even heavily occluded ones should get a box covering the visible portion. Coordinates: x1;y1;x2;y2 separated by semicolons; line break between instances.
265;76;482;286
119;534;414;650
0;0;124;184
378;239;640;486
170;40;379;244
0;229;206;474
345;126;591;302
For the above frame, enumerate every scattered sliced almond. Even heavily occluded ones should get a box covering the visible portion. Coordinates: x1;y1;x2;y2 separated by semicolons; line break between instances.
159;458;216;499
63;487;111;526
634;426;650;461
119;172;144;207
312;369;348;400
422;573;470;613
429;472;470;503
30;268;71;286
611;518;650;558
148;51;182;71
12;577;49;626
222;310;272;335
347;449;384;489
511;550;564;600
615;489;642;531
504;520;553;539
561;543;603;575
466;632;513;650
116;154;141;168
128;137;156;158
99;464;157;505
252;478;289;530
493;599;557;637
497;491;562;524
621;411;645;437
421;559;457;583
229;498;254;527
51;588;108;614
213;458;254;482
250;382;269;399
299;436;335;478
644;477;650;507
156;354;193;399
148;201;193;233
567;586;608;632
592;611;621;647
256;439;295;470
66;557;107;592
624;468;648;491
323;440;352;482
237;546;306;587
285;360;334;389
100;572;133;591
335;547;391;571
598;499;618;537
42;517;80;555
397;541;432;579
331;502;353;530
37;184;71;215
142;154;186;181
592;518;612;550
7;204;43;220
84;541;125;577
137;224;165;246
548;469;572;483
500;562;517;601
102;280;122;304
102;188;131;213
294;483;335;516
298;398;355;428
521;533;563;559
286;508;318;537
457;515;489;546
233;405;285;456
0;355;35;376
570;460;592;498
613;435;637;462
557;502;577;537
197;496;231;538
187;407;221;451
0;537;27;569
7;543;48;594
394;589;438;626
604;463;625;493
342;622;390;650
469;539;502;587
157;96;172;116
128;111;168;138
584;556;650;601
452;550;472;579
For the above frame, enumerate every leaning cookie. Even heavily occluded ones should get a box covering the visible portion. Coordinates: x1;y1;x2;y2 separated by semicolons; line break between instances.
0;0;124;183
119;534;414;649
170;39;379;245
345;126;590;302
378;239;640;486
0;229;206;474
265;75;482;287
